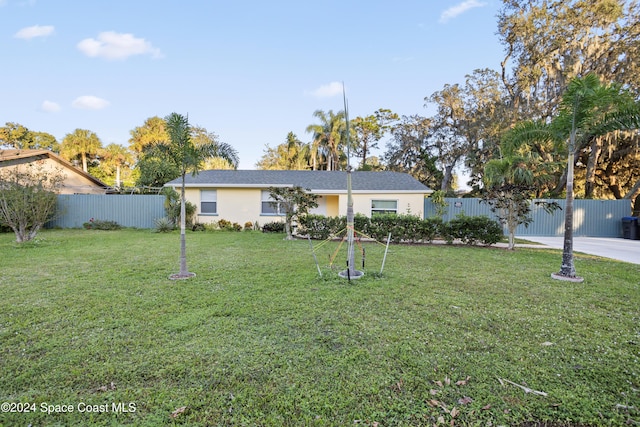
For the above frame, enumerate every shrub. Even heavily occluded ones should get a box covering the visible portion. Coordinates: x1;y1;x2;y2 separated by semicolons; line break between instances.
262;221;285;233
298;214;332;240
191;222;206;232
214;219;242;231
218;219;231;229
369;214;400;242
447;214;503;246
162;187;197;227
244;221;254;231
204;222;219;232
83;218;121;230
353;213;371;237
295;213;501;246
416;217;444;243
154;217;175;233
470;216;504;246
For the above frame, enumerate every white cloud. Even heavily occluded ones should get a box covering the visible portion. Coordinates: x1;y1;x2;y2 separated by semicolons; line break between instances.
306;82;343;98
77;31;163;60
440;0;487;23
41;100;60;112
72;96;110;110
14;25;55;39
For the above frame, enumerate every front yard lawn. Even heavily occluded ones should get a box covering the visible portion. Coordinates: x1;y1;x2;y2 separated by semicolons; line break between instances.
0;229;638;426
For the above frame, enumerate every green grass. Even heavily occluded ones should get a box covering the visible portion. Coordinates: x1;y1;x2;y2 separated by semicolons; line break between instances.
0;229;638;426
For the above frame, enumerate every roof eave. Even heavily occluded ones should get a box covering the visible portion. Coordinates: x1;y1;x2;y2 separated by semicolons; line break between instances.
165;182;432;194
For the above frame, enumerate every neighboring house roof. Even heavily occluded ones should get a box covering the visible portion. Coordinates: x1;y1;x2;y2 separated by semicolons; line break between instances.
165;170;432;193
0;148;109;190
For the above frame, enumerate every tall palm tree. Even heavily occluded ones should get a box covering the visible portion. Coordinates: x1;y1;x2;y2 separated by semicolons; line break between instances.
284;132;310;170
152;113;239;279
61;129;102;172
504;74;640;281
99;143;134;188
306;110;347;171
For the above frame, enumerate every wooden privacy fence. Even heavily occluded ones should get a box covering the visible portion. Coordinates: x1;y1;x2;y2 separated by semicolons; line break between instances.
48;194;165;229
424;198;632;238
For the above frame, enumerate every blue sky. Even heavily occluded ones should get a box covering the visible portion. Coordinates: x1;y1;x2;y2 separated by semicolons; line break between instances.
1;0;504;169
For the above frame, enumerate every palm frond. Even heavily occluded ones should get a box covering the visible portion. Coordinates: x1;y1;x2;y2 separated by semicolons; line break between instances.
502;120;559;157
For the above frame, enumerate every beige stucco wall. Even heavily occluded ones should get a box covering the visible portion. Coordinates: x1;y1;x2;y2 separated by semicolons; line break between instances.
184;187;426;226
348;193;425;218
325;195;339;217
186;187;285;226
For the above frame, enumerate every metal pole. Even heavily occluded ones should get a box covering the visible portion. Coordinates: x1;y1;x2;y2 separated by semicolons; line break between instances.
308;236;322;278
380;233;391;275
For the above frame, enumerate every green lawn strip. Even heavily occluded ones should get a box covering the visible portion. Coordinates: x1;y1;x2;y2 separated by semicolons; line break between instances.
0;229;638;426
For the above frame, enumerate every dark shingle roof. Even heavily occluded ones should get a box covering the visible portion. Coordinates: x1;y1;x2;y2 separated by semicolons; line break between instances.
166;170;431;193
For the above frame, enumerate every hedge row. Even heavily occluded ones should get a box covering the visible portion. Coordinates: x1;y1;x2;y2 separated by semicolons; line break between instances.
297;213;503;246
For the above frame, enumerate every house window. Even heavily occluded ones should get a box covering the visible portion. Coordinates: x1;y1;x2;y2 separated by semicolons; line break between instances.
261;190;283;215
371;199;397;216
200;190;217;214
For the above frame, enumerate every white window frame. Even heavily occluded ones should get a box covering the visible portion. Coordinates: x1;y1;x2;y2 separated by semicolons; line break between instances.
371;199;398;216
261;190;284;216
200;190;217;215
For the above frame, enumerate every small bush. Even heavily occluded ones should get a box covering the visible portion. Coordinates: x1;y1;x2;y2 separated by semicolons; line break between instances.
214;219;242;231
447;214;503;246
191;222;206;232
471;216;503;246
204;222;219;232
244;221;254;231
262;221;285;233
162;188;197;227
218;219;232;229
83;218;121;230
154;217;175;233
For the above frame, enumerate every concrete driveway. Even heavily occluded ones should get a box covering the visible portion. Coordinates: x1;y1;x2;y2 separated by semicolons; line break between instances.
519;236;640;265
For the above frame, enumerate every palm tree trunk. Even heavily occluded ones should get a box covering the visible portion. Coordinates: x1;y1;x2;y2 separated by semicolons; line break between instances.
179;173;188;275
559;149;576;276
554;92;583;283
115;165;121;188
508;198;516;250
